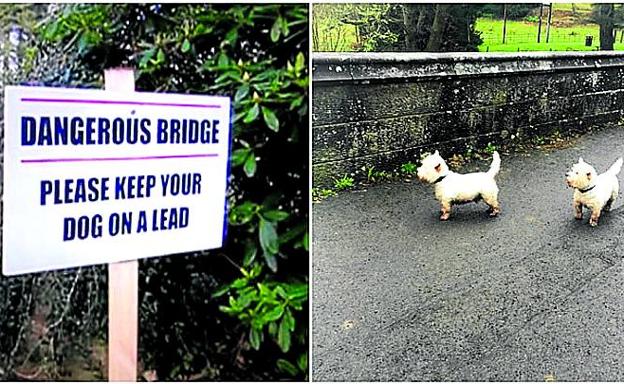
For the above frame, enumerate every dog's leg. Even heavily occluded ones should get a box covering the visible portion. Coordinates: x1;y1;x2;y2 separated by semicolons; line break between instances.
440;201;451;221
482;193;501;217
589;209;601;226
605;190;618;212
604;198;614;212
574;200;583;220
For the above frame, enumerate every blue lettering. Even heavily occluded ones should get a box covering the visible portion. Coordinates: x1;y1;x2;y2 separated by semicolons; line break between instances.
63;217;76;241
70;117;84;145
212;119;220;144
108;212;132;236
140;118;151;144
170;119;181;143
21;116;36;145
137;210;147;232
85;117;96;145
54;116;68;145
63;214;102;241
151;207;189;231
115;177;126;199
157;119;168;143
38;117;52;145
180;207;189;228
188;119;199;143
200;120;211;143
112;118;124;144
98;118;111;143
41;180;52;205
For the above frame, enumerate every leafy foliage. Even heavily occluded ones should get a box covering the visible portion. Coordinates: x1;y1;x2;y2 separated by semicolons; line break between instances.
478;4;540;20
400;162;418;175
341;4;399;51
311;187;337;201
212;263;308;377
333;175;354;191
484;142;498;155
0;3;308;381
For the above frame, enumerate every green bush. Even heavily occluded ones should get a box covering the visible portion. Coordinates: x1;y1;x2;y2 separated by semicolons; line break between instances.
400;162;418;175
479;4;540;20
524;15;539;23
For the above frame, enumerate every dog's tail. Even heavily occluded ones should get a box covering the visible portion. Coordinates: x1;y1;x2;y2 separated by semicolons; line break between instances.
487;151;501;177
606;157;623;176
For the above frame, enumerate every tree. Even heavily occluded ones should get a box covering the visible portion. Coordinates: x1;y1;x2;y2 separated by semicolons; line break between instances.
353;4;483;52
426;4;451;51
592;3;617;50
402;4;421;51
339;4;399;51
312;3;361;51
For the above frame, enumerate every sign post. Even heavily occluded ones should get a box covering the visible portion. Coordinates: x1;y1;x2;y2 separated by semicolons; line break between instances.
3;70;232;381
105;68;138;381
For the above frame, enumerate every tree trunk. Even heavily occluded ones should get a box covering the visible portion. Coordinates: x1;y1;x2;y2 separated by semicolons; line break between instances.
599;3;615;50
425;4;450;51
402;4;420;51
415;5;433;50
312;14;319;51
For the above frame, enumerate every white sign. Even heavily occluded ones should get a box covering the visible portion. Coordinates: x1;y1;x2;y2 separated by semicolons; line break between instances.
3;86;231;275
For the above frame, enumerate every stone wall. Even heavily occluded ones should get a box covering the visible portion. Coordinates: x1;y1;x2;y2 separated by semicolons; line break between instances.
312;51;624;187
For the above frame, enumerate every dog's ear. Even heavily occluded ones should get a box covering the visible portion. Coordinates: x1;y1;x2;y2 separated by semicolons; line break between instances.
579;157;584;164
435;163;441;172
434;150;439;156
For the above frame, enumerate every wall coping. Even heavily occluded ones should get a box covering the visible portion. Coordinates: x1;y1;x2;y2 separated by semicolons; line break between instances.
313;51;624;83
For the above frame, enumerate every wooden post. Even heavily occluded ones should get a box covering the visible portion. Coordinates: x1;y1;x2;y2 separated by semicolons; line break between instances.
105;68;138;382
502;4;507;44
537;3;544;43
546;3;552;44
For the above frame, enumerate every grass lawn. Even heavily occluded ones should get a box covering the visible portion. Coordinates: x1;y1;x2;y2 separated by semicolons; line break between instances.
476;17;624;52
480;41;624;52
551;3;592;13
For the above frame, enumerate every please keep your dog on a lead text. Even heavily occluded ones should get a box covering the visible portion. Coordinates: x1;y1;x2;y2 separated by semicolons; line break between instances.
23;114;222;242
43;173;200;241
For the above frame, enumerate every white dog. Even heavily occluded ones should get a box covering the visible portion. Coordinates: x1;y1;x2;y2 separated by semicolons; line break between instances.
417;150;501;220
565;157;622;226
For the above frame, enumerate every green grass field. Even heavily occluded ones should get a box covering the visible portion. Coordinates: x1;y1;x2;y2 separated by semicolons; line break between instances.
552;3;591;11
477;17;624;52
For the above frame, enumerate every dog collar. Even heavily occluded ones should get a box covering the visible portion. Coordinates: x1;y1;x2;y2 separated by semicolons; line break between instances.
578;185;596;193
433;175;447;184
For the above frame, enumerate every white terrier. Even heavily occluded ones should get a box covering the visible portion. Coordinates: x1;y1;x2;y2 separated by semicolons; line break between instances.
417;150;501;220
565;157;623;226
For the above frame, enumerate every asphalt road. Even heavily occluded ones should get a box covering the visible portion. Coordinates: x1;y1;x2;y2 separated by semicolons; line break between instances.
312;126;624;381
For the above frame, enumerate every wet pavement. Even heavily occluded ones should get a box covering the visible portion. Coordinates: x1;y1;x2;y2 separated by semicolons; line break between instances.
312;126;624;381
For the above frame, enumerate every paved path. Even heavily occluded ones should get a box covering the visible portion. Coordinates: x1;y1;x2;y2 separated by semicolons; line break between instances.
312;126;624;381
